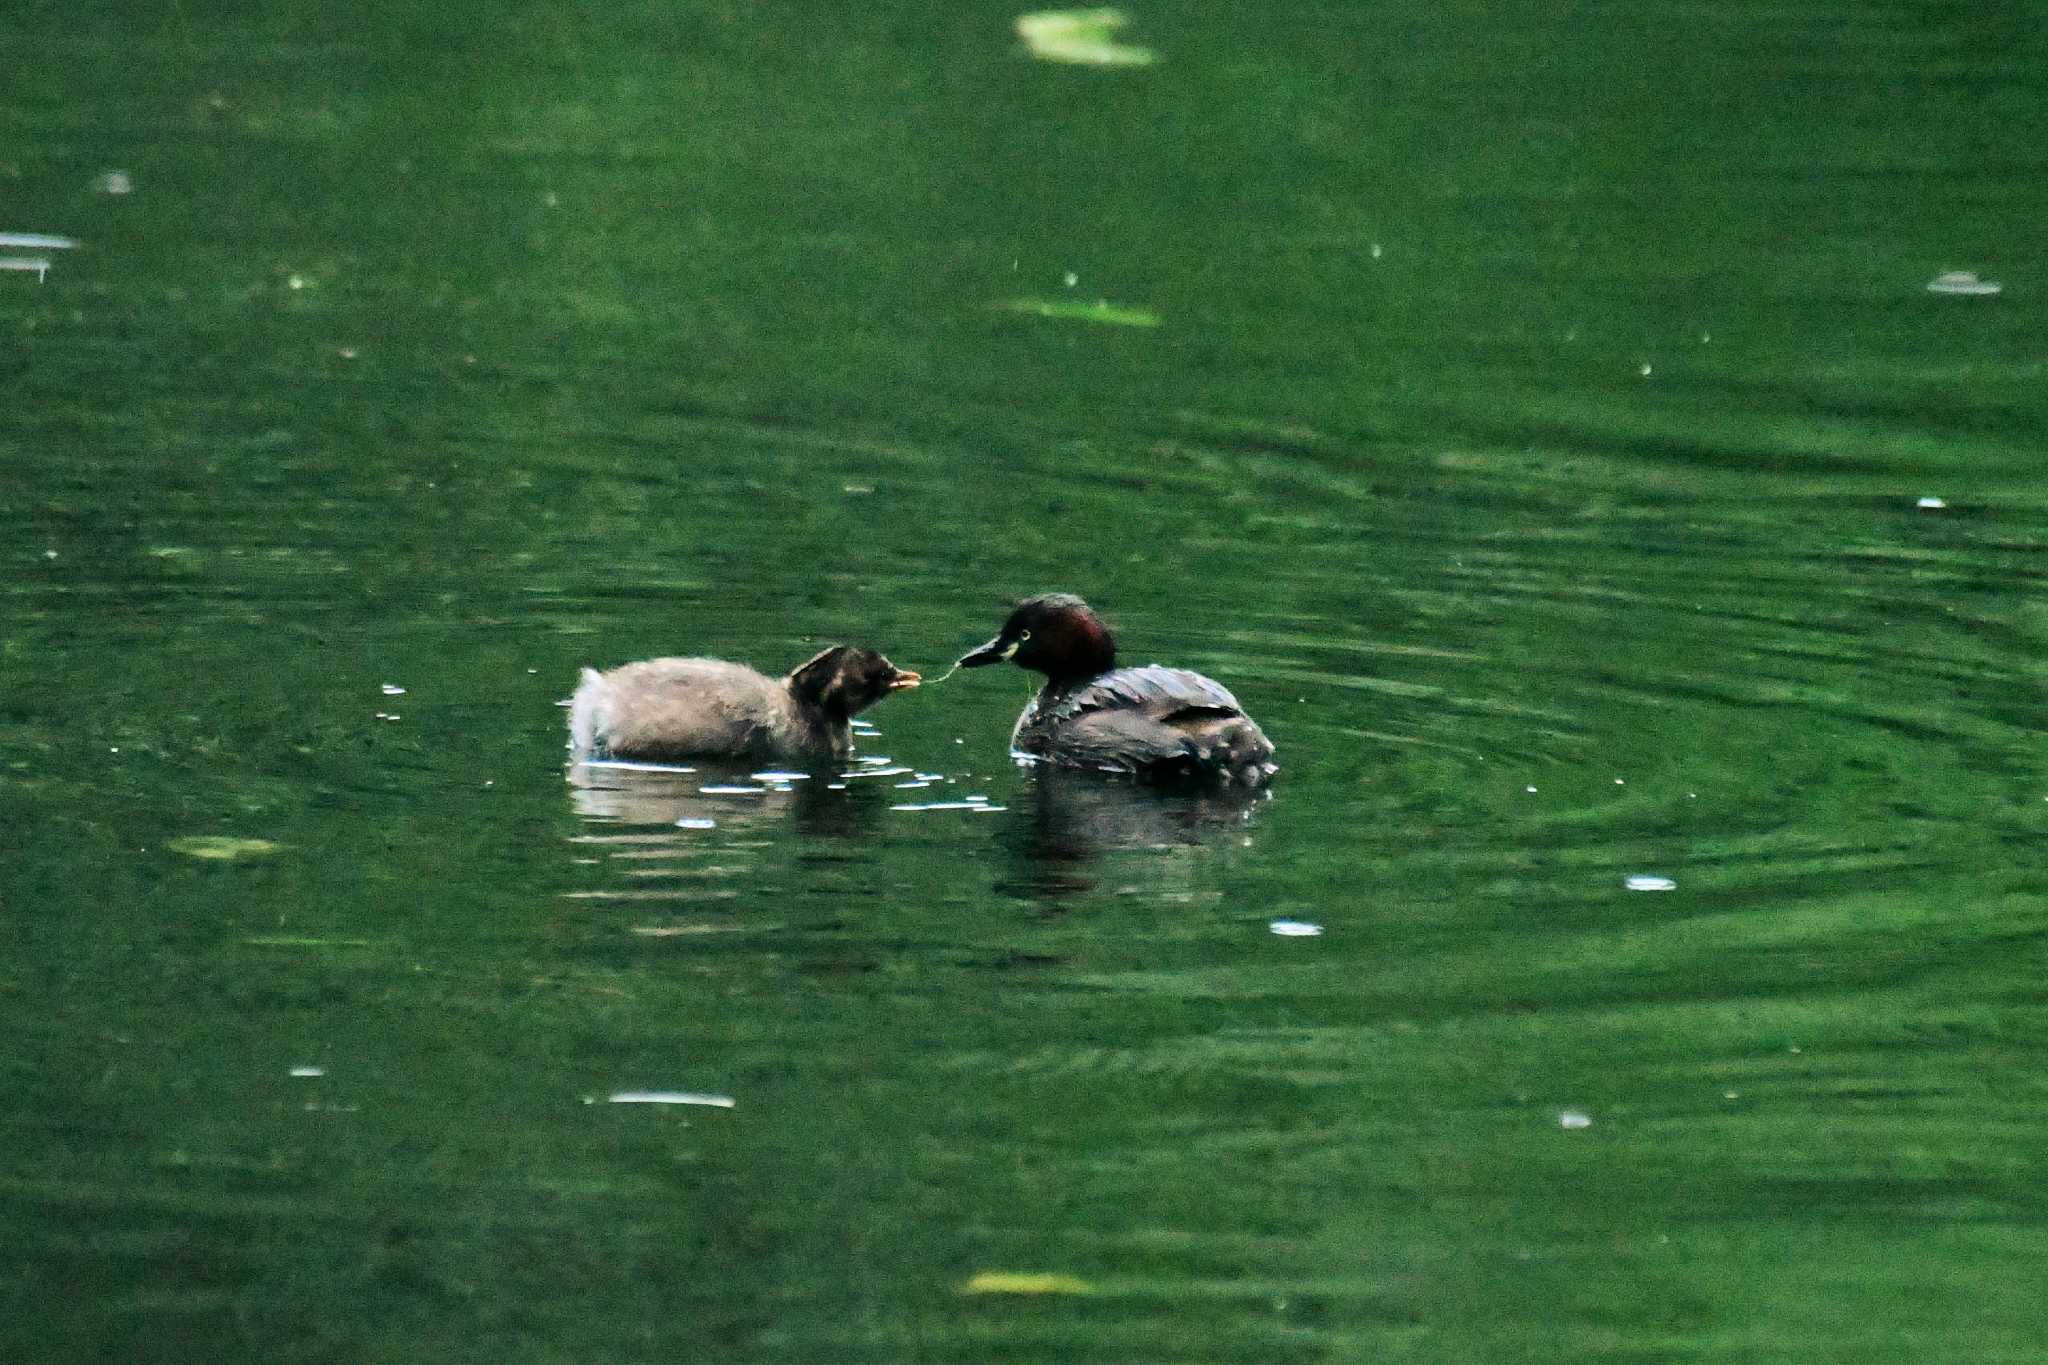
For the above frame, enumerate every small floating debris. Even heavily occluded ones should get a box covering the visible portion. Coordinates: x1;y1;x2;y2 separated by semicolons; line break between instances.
604;1091;735;1108
675;817;717;830
0;232;78;251
630;924;767;937
1559;1110;1593;1130
169;835;282;861
242;936;373;948
1915;496;1946;510
289;1066;326;1078
1269;919;1323;937
961;1271;1095;1295
1016;8;1154;65
380;683;406;695
1926;270;2001;296
998;296;1161;328
1624;875;1677;892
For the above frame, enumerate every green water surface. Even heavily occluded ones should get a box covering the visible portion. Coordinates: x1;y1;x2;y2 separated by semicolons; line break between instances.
5;2;2048;1361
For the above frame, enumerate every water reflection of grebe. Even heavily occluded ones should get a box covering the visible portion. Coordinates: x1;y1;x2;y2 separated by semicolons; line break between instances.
999;765;1271;901
567;759;896;838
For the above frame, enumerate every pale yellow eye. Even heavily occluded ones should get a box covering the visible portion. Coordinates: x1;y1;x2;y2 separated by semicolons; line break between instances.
1017;629;1031;642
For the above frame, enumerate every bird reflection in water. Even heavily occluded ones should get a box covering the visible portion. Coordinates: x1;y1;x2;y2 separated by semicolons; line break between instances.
997;763;1271;903
567;758;892;838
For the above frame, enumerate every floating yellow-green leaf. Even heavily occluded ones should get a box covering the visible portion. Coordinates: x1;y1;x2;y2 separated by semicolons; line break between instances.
168;836;283;861
961;1271;1095;1296
998;297;1161;328
1016;8;1156;66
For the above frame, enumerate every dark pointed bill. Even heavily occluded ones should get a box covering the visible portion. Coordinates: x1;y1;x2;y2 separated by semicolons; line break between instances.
955;636;1015;669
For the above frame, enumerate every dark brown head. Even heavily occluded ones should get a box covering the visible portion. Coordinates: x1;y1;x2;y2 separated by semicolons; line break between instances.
787;646;921;718
956;593;1117;683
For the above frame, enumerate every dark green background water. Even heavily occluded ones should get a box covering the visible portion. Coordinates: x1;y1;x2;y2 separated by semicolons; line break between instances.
6;2;2047;1360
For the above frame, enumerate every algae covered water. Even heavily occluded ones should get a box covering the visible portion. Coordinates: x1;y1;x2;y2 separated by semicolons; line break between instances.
5;2;2048;1360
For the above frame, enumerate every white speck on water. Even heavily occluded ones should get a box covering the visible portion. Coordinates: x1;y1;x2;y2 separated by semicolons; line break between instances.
1559;1110;1593;1130
1063;271;1079;287
894;780;932;789
1625;875;1677;892
1370;242;1383;259
380;684;406;695
675;818;716;829
287;274;306;290
1614;778;1625;785
698;785;763;796
1915;496;1946;509
1525;786;1538;794
891;801;1007;812
1926;270;2001;296
1638;363;1653;377
290;1066;325;1078
543;191;560;208
94;170;133;195
1724;1091;1740;1100
1269;919;1323;937
607;1091;735;1108
750;771;809;782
